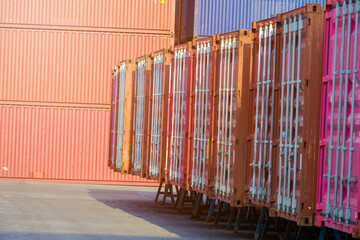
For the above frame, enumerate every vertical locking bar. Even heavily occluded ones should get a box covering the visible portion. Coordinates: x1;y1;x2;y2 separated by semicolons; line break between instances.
157;57;163;176
226;37;236;196
278;19;287;208
338;0;353;222
286;15;297;211
150;58;157;176
258;26;268;198
291;15;302;213
132;63;138;172
345;0;360;224
216;39;224;193
220;39;228;194
196;45;203;188
252;27;263;196
333;1;348;219
179;49;187;181
262;24;273;200
223;38;232;195
199;43;206;189
221;39;230;195
267;22;277;201
283;17;292;211
116;65;126;170
174;50;181;181
202;42;211;189
175;50;183;181
192;45;200;187
325;2;340;218
170;50;178;180
111;68;118;166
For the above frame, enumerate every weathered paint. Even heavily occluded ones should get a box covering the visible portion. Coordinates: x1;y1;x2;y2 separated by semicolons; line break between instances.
316;1;360;237
247;5;324;225
176;0;325;43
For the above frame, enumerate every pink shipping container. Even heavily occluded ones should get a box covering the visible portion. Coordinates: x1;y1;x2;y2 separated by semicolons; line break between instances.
166;42;194;188
0;105;154;182
316;1;360;237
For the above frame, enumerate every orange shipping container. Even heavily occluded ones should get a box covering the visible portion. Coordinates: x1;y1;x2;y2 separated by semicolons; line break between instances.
0;105;155;182
0;0;175;34
0;28;172;106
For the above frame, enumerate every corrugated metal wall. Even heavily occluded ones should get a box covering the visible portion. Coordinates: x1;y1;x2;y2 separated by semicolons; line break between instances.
0;0;175;182
0;28;170;107
193;0;325;38
0;0;175;33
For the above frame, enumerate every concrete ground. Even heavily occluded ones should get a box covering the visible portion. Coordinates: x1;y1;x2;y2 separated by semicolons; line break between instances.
0;181;247;240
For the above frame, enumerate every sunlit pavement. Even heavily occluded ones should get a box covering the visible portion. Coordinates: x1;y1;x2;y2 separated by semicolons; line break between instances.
0;181;245;240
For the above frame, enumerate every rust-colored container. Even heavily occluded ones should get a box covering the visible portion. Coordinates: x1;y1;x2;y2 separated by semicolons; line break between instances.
0;0;176;34
246;4;324;226
131;55;153;177
0;105;151;182
166;42;194;188
109;60;135;174
0;28;171;106
146;49;172;182
188;36;217;194
210;30;252;206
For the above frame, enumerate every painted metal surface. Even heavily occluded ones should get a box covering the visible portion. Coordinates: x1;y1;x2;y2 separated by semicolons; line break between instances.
166;42;193;187
132;55;153;177
109;60;135;174
211;30;252;206
247;5;324;225
176;0;325;43
147;49;172;181
189;36;216;194
0;105;154;182
316;1;360;237
0;28;170;106
0;0;175;34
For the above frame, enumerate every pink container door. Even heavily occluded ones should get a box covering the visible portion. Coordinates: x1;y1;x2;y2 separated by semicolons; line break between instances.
167;43;193;187
317;1;360;237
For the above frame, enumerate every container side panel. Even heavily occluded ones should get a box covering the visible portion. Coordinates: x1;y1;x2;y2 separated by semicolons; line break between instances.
0;0;175;32
0;105;155;182
0;28;169;106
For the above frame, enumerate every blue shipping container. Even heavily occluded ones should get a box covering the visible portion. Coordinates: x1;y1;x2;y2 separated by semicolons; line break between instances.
175;0;325;43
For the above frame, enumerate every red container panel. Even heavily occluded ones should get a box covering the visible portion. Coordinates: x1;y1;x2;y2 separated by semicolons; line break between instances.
166;42;193;187
189;37;216;194
247;5;324;225
316;1;360;237
0;105;148;182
